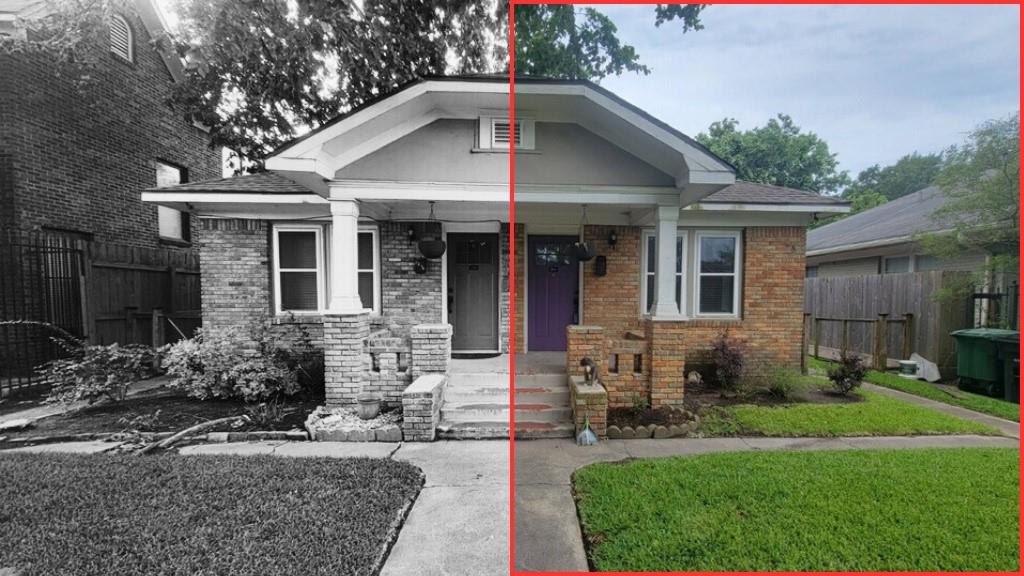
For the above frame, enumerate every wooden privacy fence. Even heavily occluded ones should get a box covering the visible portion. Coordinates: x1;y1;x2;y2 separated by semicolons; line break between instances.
804;271;971;374
1;230;201;396
805;313;914;370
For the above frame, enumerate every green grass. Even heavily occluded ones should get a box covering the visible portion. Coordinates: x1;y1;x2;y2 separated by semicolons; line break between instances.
0;453;423;576
808;356;1020;422
701;389;999;436
574;448;1020;571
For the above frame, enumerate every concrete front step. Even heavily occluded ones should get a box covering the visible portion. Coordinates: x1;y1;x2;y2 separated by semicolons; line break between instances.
514;420;575;439
447;372;511;388
513;373;566;388
441;402;510;423
436;421;510;439
514;404;572;423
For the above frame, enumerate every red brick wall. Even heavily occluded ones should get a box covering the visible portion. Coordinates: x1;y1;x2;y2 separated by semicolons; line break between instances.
0;6;220;247
514;225;806;396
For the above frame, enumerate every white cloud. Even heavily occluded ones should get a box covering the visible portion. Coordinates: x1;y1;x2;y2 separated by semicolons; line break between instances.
591;4;1019;177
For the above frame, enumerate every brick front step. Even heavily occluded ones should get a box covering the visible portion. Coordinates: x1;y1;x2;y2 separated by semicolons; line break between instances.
514;420;574;439
436;421;510;439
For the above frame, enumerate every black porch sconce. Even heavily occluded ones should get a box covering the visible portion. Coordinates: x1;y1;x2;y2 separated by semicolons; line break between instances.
607;230;618;249
413;257;429;275
407;226;417;243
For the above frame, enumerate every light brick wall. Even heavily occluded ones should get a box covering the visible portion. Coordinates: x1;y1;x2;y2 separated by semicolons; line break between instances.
323;313;369;406
1;6;220;248
198;218;272;334
380;221;443;337
581;225;644;336
570;375;608;438
411;324;452;378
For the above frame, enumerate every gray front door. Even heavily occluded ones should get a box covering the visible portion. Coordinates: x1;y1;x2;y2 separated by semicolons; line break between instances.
447;233;499;351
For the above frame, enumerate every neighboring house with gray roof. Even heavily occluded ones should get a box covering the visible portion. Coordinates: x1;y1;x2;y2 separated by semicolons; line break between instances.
806;186;987;278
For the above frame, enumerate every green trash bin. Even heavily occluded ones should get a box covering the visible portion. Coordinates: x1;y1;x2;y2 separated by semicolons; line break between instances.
950;328;1019;398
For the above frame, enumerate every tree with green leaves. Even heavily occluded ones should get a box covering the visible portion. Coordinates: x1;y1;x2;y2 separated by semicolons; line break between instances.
919;112;1019;298
513;4;706;81
844;152;944;202
696;114;850;195
169;0;508;167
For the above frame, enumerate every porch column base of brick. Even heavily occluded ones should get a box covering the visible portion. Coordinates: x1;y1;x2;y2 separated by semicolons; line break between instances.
566;325;605;380
646;319;686;407
323;312;370;407
410;324;452;378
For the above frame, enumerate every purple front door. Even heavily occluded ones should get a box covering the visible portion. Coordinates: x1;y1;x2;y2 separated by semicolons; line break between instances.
528;236;579;351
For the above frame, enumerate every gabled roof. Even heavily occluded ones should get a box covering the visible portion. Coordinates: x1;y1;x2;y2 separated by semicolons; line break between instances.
703;181;848;206
0;0;184;82
807;186;953;254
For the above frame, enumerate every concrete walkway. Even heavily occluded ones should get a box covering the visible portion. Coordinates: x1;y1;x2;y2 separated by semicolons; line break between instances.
862;382;1020;438
513;434;1019;573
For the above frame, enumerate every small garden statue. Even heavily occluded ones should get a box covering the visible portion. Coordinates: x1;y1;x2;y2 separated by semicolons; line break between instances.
580;357;597;384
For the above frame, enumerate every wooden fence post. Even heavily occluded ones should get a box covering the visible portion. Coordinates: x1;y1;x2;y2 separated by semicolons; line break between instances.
874;313;889;370
813;317;821;360
124;306;138;343
841;319;849;357
151;308;165;348
902;313;914;360
801;313;810;374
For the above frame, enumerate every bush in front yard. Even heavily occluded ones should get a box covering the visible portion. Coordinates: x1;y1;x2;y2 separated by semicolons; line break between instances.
766;366;808;400
161;327;300;402
711;332;745;395
828;354;868;395
42;343;158;405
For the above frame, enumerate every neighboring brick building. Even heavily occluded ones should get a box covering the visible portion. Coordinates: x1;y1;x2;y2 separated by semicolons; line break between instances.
0;0;220;247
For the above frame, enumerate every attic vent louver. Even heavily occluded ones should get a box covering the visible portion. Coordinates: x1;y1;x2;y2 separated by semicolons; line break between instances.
491;118;522;147
110;15;133;62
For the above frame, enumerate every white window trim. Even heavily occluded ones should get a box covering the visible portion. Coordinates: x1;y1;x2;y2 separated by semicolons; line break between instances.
356;225;381;315
694;230;743;318
640;230;686;316
272;225;324;315
110;14;133;63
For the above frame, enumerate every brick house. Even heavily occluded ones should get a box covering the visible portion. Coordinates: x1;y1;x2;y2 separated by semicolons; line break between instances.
143;77;847;439
0;0;221;247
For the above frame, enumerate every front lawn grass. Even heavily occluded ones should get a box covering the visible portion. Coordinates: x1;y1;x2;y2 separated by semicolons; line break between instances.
808;356;1020;422
700;389;999;436
0;453;423;576
574;448;1019;571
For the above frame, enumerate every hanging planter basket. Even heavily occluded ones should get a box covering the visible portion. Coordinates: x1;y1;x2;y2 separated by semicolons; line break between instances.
574;241;595;262
418;239;446;259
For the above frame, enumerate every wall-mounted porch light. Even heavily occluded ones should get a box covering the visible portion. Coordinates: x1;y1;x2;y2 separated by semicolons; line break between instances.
607;230;618;249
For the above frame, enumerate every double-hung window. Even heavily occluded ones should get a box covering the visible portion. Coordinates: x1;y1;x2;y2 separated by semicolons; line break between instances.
273;225;379;315
642;233;685;314
274;226;324;313
695;231;741;316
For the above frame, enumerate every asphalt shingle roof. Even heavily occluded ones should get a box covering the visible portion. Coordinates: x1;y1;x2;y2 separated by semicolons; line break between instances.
703;181;847;206
145;172;315;194
807;186;954;252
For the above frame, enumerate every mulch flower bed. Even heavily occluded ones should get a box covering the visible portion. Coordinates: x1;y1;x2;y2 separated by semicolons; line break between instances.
683;380;863;414
0;387;318;443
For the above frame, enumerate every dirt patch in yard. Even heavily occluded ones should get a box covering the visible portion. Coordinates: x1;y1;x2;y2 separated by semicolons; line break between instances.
683;380;863;414
1;387;318;439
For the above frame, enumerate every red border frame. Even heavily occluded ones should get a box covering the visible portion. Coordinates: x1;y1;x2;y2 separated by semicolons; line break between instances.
508;1;1023;575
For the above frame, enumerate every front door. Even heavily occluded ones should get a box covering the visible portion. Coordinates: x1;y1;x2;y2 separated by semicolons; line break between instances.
448;233;499;351
528;235;579;351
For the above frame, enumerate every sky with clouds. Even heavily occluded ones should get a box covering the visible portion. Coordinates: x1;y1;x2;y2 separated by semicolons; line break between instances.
588;4;1019;179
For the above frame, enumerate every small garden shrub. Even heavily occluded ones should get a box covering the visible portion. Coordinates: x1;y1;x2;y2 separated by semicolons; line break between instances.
711;332;745;395
161;324;301;403
766;366;807;401
828;354;867;395
42;343;158;405
245;399;289;428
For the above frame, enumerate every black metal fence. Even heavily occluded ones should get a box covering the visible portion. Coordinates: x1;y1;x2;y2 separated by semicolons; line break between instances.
0;230;85;396
969;281;1019;330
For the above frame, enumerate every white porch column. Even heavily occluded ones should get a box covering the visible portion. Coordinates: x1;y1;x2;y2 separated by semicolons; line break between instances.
327;199;366;313
650;205;684;319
